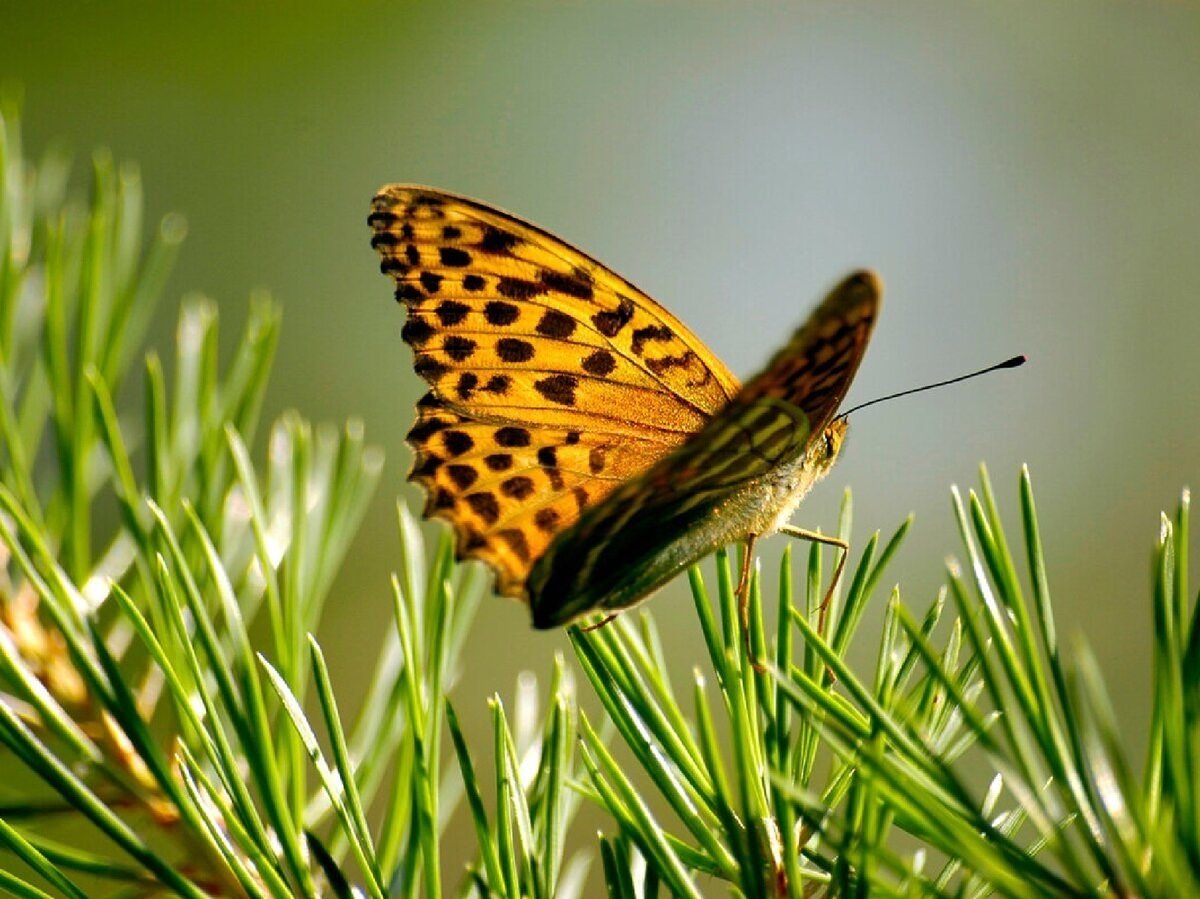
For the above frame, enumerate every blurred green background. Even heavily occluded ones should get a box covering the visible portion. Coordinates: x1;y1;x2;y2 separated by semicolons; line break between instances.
6;0;1200;880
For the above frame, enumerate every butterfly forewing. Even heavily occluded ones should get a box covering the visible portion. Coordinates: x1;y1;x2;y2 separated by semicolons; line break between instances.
369;185;741;597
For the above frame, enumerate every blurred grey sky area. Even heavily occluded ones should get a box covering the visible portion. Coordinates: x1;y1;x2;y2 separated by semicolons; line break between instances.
5;0;1200;801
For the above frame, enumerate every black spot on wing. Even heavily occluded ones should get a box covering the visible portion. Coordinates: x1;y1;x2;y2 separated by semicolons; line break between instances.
645;351;693;375
631;325;673;355
379;256;409;276
496;426;531;447
411;453;442;479
414;356;449;380
485;453;513;471
456;372;478;399
481;226;521;252
485;301;520;326
498;277;544;300
592;297;635;337
496;338;535;363
536;310;577;339
446;464;478;490
367;209;398;227
540;269;593;300
442;430;474;457
483;374;511;394
443;335;478;361
581;349;616;376
402;318;435;346
436;300;470;326
500;476;535;499
439;247;471;267
497;528;531;562
419;271;443;294
465;492;500;524
408;417;450;443
534;374;578;406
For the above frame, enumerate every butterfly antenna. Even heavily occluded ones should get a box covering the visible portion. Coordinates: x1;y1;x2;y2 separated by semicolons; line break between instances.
838;354;1026;419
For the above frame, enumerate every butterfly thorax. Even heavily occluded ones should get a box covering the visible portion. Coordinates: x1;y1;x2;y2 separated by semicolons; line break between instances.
749;417;846;536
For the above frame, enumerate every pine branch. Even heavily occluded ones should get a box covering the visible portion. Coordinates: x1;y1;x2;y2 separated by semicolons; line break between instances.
2;97;1198;899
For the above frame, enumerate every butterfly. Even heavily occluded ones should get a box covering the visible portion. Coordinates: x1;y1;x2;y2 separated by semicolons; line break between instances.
368;186;878;634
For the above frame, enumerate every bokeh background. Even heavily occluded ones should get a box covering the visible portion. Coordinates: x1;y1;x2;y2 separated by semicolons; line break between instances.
6;0;1200;886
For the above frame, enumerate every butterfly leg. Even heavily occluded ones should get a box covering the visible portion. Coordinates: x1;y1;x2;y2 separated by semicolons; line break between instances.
737;534;761;668
777;525;848;637
580;612;620;633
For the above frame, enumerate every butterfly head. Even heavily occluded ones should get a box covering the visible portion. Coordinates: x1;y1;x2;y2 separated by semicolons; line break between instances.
810;417;849;475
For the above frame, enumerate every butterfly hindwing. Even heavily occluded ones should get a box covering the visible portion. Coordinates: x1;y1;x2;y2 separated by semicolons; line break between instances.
527;397;814;627
740;270;880;434
527;270;881;627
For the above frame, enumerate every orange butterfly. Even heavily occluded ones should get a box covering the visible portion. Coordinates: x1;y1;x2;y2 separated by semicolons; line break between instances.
369;186;877;632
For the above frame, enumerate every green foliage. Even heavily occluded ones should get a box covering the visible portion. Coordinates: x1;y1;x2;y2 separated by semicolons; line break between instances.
1;100;1198;899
